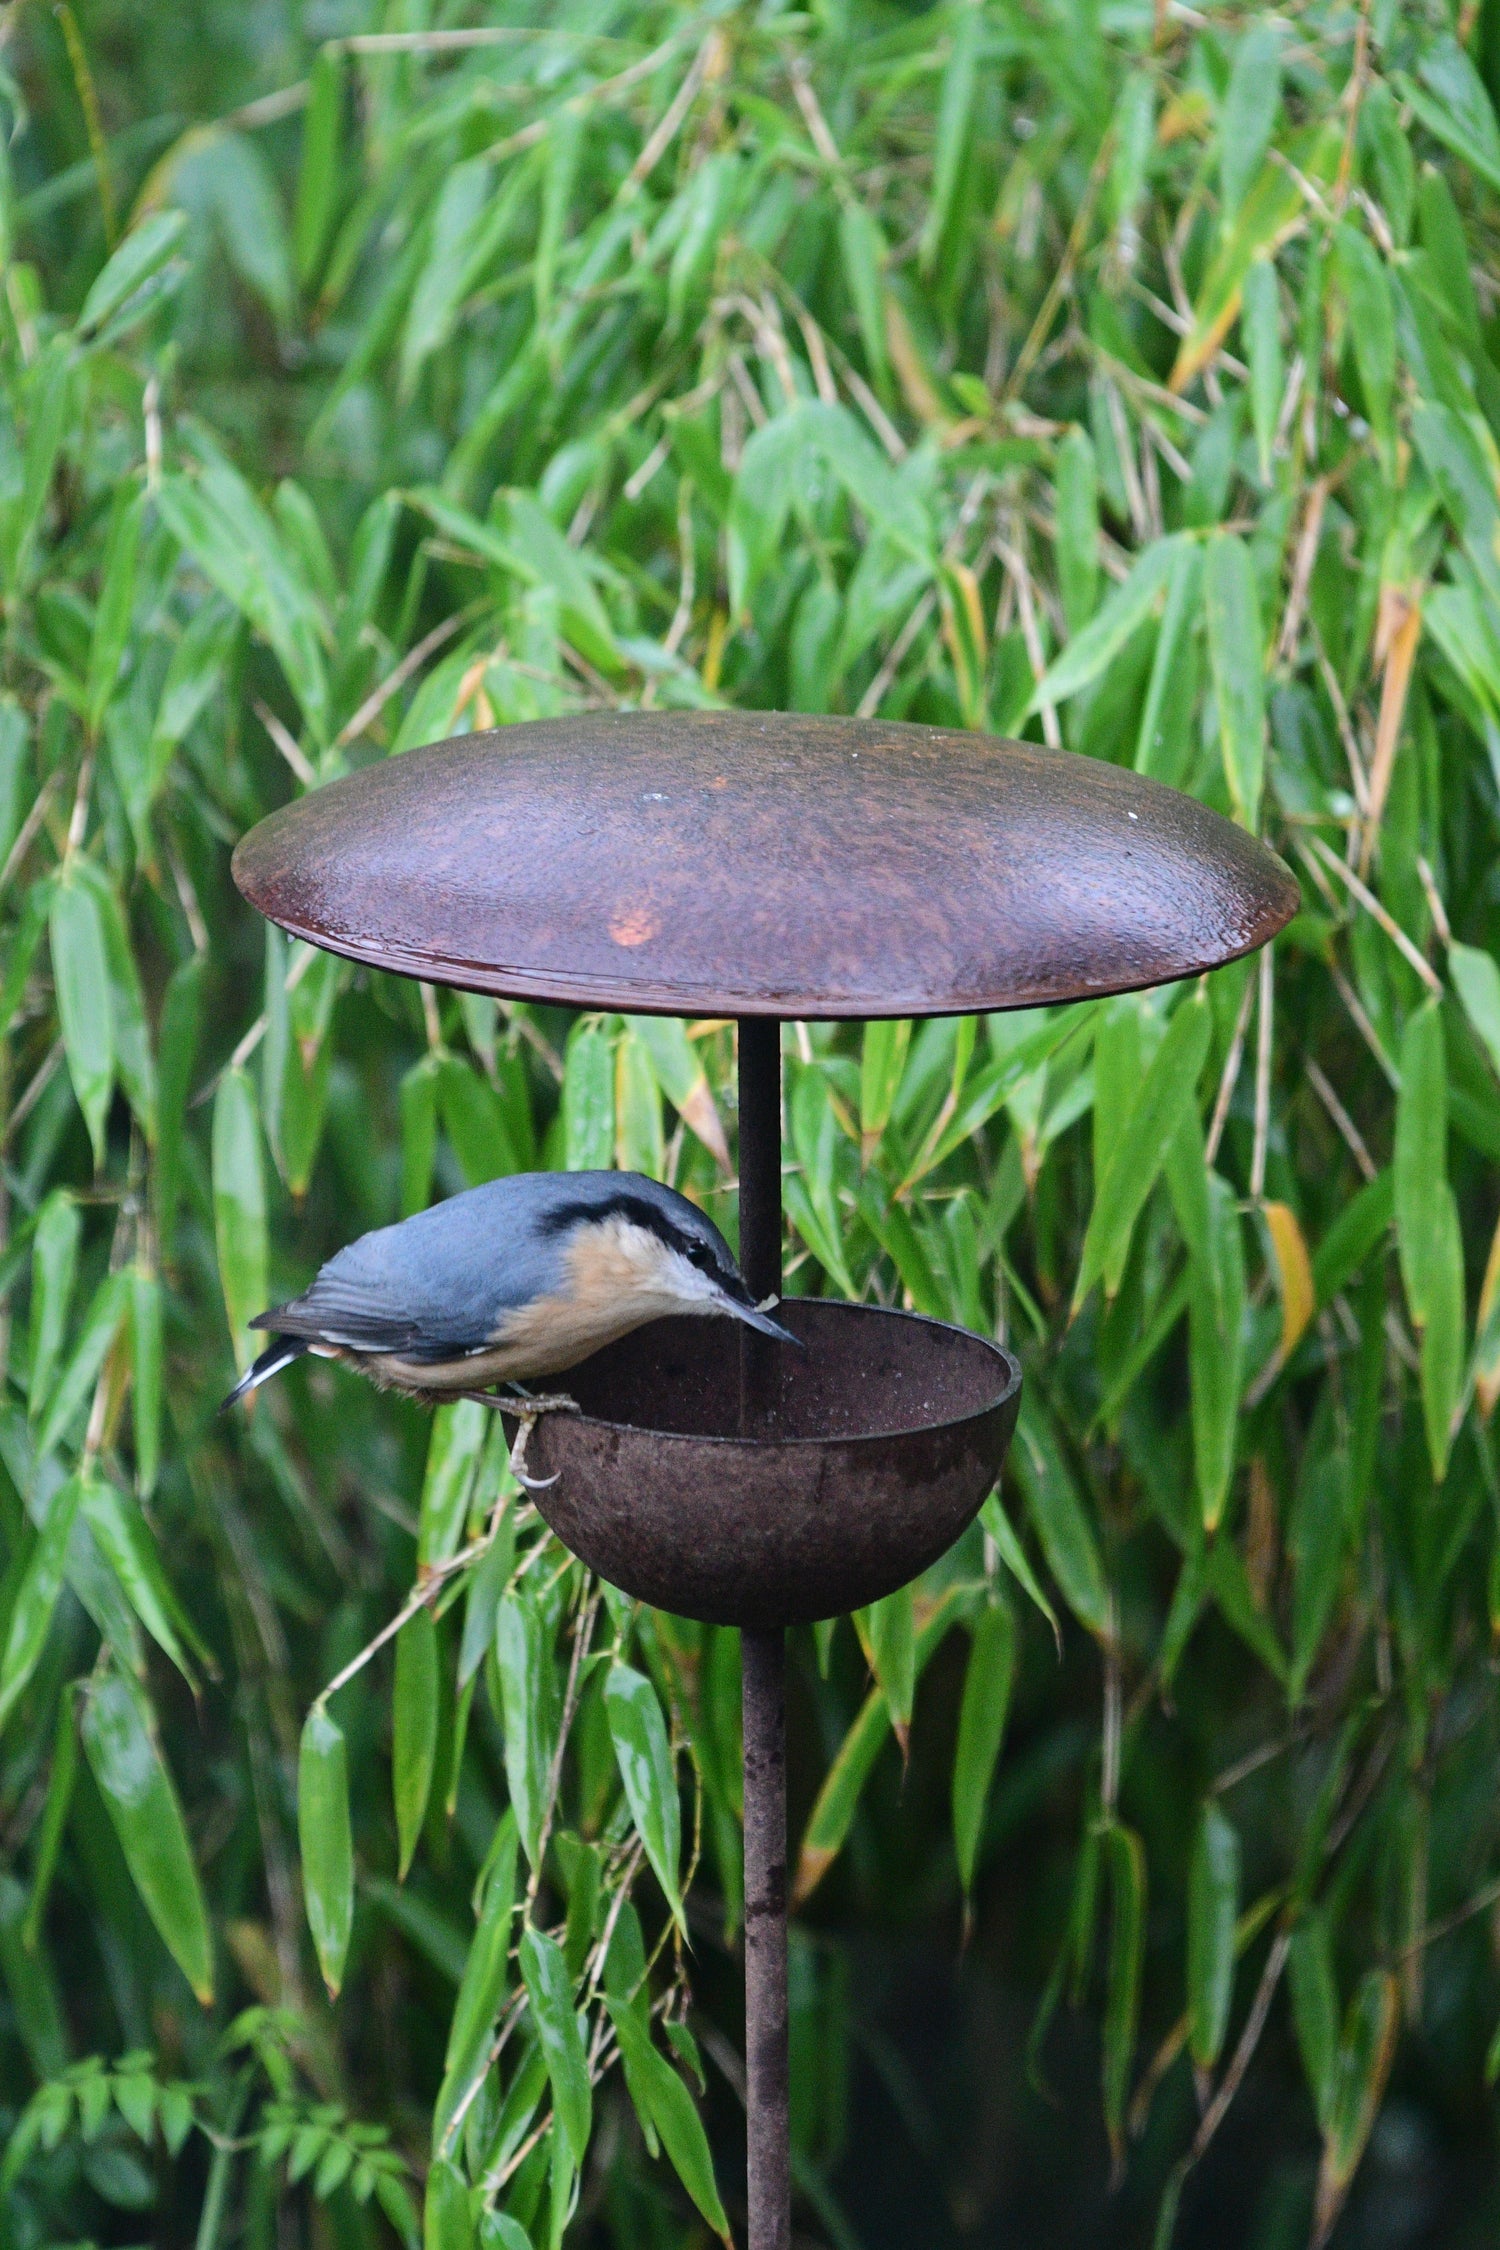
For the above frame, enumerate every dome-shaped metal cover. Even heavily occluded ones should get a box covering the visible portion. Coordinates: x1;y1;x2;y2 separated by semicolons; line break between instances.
232;711;1299;1020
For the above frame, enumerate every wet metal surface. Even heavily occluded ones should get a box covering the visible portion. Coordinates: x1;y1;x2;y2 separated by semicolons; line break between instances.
510;1301;1022;1629
233;711;1300;1021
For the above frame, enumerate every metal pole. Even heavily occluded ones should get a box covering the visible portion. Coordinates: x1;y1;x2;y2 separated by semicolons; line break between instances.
736;1017;790;2250
737;1016;783;1431
741;1624;790;2250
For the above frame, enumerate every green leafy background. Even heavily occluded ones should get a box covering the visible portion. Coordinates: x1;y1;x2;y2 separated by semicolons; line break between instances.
3;2;1500;2245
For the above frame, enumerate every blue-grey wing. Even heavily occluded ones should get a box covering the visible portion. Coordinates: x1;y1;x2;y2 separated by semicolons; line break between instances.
255;1174;573;1358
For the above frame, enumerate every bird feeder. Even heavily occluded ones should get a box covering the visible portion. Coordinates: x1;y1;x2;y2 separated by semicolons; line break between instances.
234;710;1297;2249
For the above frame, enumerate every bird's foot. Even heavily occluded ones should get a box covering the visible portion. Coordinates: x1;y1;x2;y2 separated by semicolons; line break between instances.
446;1385;579;1417
503;1390;579;1492
503;1387;581;1417
445;1387;579;1489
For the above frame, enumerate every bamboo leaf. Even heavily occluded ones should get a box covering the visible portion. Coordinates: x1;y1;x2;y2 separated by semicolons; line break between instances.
295;45;344;286
562;1018;615;1172
857;1582;916;1737
794;1585;973;1903
1055;425;1100;635
614;1025;664;1178
394;1605;440;1882
34;1268;131;1460
418;1400;488;1575
920;0;981;273
1314;1971;1399;2240
1263;1200;1314;1370
495;1593;555;1871
0;1476;82;1738
129;1265;162;1499
838;201;889;392
212;1066;267;1378
1241;257;1283;485
519;1925;591;2167
1028;537;1182;714
1289;1913;1340;2135
49;872;115;1169
299;1704;353;1998
1186;1803;1240;2071
1398;38;1500;197
423;2156;474;2250
1203;533;1266;827
86;488;143;737
27;1191;81;1420
605;1992;731;2240
1335;222;1394;465
81;1666;214;2004
154;955;203;1262
1450;942;1500;1081
1010;1401;1109;1641
1075;992;1210;1312
1395;1000;1447;1330
1219;21;1282;223
1102;1823;1146;2170
605;1661;683;1929
952;1595;1015;1896
77;210;188;339
1189;1173;1246;1533
80;1472;203;1688
1420;1184;1465;1481
979;1492;1061;1646
433;1812;518;2154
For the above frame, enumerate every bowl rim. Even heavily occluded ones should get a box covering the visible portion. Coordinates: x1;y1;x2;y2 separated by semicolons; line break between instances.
519;1299;1024;1453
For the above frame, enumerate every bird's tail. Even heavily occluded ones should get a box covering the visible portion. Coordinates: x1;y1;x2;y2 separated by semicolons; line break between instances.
222;1336;308;1412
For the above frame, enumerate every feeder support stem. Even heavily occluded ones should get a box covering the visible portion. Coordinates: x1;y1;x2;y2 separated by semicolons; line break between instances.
737;1017;790;2250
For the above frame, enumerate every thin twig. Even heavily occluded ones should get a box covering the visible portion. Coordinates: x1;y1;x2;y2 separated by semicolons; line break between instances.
253;700;317;789
313;1513;509;1711
1304;836;1443;996
1213;1727;1313;1797
482;28;692;166
334;611;467;749
1305;1058;1377;1184
1395;1873;1500;1963
524;1585;601;1913
1416;856;1451;948
1277;474;1331;667
621;29;721;199
0;769;62;898
1187;1928;1291;2165
1250;948;1274;1202
2;1042;63;1153
856;589;936;719
1205;972;1257;1167
1004;128;1114;402
343;27;626;53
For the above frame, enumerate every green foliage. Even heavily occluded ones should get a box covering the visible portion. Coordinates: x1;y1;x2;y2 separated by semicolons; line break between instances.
4;3;1500;2244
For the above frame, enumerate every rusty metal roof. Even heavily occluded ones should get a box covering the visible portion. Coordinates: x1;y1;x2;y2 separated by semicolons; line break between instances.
232;710;1299;1019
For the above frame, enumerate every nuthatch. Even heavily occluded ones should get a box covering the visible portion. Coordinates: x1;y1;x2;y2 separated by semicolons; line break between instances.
225;1170;797;1411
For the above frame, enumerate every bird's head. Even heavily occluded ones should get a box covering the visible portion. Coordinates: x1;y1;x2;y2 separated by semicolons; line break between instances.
548;1181;800;1346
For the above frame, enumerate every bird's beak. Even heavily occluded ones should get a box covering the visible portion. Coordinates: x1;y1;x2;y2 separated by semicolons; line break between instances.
727;1295;803;1348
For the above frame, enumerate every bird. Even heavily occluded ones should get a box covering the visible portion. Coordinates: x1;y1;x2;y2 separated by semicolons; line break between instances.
224;1170;798;1412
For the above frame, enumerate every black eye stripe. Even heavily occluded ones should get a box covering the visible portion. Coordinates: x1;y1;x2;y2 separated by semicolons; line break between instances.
542;1191;729;1277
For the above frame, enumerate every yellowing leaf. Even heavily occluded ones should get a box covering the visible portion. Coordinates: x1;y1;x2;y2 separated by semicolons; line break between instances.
1264;1201;1314;1369
1476;1205;1500;1421
1170;123;1339;392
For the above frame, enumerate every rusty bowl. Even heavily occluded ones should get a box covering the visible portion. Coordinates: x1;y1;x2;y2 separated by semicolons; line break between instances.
508;1300;1021;1628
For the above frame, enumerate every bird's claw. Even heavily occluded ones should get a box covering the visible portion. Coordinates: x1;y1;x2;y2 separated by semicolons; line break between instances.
506;1395;578;1493
509;1451;561;1492
446;1386;578;1490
